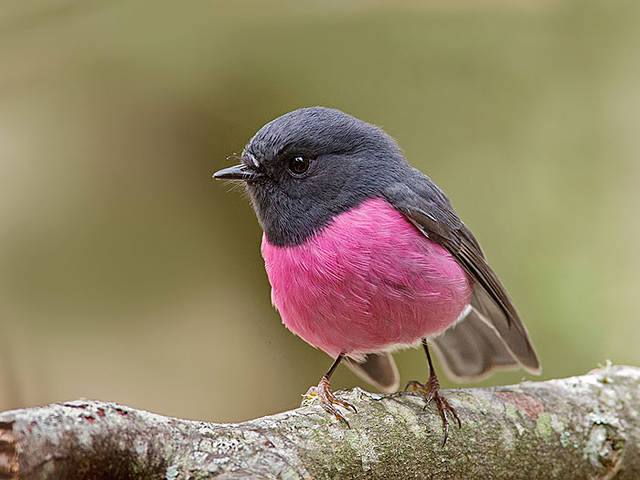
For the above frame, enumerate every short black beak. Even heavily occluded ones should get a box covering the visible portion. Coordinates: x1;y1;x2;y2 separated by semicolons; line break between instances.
212;164;255;181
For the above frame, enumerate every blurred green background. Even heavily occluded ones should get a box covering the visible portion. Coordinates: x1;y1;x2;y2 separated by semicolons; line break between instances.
1;0;639;422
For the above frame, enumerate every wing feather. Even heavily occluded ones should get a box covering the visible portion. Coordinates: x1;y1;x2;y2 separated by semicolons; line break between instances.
384;175;540;375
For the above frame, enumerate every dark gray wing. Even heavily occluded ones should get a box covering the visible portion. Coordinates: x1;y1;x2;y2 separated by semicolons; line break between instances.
344;352;399;393
384;171;540;376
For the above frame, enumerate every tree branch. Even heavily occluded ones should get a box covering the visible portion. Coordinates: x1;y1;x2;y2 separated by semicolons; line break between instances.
1;365;639;479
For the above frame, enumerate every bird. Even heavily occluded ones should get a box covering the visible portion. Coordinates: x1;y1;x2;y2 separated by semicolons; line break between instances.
213;106;540;443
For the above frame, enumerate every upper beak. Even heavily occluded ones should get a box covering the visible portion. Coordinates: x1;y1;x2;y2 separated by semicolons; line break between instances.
212;164;256;181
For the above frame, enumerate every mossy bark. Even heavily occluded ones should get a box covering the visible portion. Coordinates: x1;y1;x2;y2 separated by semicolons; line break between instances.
1;366;638;479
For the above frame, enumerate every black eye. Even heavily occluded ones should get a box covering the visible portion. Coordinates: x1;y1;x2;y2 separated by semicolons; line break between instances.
287;156;309;175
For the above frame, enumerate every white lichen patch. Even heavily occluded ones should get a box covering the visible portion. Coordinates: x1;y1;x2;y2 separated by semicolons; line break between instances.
550;414;565;434
350;430;380;471
195;437;215;453
410;423;428;439
597;385;621;411
382;400;419;424
501;426;516;451
74;423;94;447
280;466;302;480
560;431;576;449
382;414;395;426
165;464;179;480
381;400;425;438
586;410;621;430
471;397;492;416
583;425;608;468
401;394;428;410
623;391;639;420
328;424;347;442
134;436;148;457
191;449;211;465
351;387;384;401
210;435;246;458
240;430;263;444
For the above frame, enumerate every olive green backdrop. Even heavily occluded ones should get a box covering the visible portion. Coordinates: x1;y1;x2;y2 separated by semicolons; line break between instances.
1;0;638;422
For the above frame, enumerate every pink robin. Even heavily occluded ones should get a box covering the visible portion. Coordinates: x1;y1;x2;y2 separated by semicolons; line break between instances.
214;107;540;443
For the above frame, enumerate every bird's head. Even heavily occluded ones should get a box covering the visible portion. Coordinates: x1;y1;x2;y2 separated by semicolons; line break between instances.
214;107;408;246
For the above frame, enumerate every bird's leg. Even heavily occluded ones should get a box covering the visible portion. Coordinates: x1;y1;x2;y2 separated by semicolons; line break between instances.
303;353;357;427
405;339;461;445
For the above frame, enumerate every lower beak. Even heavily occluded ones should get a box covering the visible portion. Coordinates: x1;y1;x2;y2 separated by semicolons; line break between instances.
212;164;256;180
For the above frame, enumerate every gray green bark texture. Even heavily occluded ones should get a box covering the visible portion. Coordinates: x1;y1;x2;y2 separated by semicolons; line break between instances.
0;365;638;479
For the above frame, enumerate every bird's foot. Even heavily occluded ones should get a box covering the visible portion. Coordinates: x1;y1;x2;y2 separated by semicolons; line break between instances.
405;375;461;445
302;375;357;427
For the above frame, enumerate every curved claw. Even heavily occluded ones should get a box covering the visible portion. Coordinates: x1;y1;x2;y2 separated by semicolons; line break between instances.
405;377;461;445
339;399;358;414
303;376;357;427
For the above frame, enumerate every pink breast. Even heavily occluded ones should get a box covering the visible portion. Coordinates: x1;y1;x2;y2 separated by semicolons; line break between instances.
261;198;472;358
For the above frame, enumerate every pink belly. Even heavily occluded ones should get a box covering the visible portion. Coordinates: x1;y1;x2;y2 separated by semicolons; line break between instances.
261;198;472;358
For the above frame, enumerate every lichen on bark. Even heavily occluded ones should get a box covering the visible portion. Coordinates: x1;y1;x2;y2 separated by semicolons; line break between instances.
0;365;638;479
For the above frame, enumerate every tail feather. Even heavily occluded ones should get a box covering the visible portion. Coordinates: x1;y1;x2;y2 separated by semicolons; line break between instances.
469;284;541;374
432;306;524;381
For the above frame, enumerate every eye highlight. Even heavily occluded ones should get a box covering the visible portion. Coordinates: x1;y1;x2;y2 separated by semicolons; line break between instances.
287;156;310;175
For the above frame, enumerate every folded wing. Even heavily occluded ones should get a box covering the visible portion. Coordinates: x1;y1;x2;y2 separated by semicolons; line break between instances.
384;173;540;378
